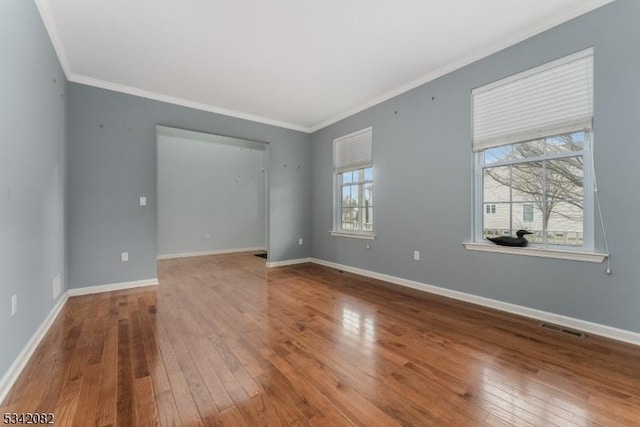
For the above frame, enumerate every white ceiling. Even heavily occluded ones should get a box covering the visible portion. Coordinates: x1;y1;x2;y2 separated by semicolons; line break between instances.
36;0;614;133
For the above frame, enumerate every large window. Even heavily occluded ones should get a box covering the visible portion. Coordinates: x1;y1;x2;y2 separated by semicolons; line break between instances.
479;131;589;246
473;49;594;250
333;127;374;236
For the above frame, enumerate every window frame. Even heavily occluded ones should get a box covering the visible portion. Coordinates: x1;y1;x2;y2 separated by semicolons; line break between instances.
333;167;374;236
473;131;594;251
331;127;375;239
471;49;596;254
485;204;497;214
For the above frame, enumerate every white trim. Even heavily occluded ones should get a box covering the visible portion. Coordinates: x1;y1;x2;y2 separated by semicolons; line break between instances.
67;278;159;297
1;277;160;403
67;74;308;133
35;0;614;135
0;293;69;404
329;231;376;240
157;247;265;260
265;258;311;268
34;0;72;78
308;257;640;347
307;0;615;133
463;242;607;263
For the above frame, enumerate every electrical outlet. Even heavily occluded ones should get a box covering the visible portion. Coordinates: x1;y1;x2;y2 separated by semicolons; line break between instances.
298;238;304;246
11;295;17;317
121;252;129;262
139;196;147;206
52;274;61;299
413;250;420;261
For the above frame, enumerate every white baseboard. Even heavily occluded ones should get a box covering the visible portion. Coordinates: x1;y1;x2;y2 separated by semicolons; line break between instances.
266;257;312;268
309;258;640;347
157;247;265;260
67;278;159;297
0;293;69;404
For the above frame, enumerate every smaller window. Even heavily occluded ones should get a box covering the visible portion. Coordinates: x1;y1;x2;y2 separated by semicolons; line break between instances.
333;127;373;235
523;203;534;222
339;167;373;231
485;204;496;214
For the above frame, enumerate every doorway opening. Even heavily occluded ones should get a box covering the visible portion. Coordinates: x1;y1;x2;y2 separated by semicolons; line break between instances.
156;126;269;261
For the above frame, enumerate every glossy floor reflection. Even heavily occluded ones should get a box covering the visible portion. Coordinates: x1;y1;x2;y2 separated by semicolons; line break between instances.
2;252;640;425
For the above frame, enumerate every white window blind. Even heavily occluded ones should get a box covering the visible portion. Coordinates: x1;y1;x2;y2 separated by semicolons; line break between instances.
334;127;373;173
472;48;593;151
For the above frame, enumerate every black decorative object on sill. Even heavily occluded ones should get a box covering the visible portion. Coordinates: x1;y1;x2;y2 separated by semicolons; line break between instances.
487;229;533;247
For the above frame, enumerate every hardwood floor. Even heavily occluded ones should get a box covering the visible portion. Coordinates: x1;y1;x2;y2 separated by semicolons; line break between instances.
2;252;640;426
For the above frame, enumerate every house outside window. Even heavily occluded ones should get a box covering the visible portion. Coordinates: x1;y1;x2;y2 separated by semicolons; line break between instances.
472;49;594;249
332;127;374;237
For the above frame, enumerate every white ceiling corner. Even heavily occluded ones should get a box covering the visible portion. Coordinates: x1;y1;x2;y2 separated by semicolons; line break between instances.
36;0;616;134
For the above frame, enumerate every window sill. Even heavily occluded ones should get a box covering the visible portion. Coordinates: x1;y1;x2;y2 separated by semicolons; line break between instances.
463;242;607;263
330;231;376;240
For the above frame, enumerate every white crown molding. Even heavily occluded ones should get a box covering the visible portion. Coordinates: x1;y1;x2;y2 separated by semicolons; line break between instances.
265;257;312;268
157;247;266;260
67;74;309;133
0;292;68;404
35;0;615;134
307;0;617;133
67;278;159;297
309;257;640;347
34;0;72;78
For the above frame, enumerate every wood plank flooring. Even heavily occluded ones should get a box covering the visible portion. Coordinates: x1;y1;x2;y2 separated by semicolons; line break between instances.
2;252;640;425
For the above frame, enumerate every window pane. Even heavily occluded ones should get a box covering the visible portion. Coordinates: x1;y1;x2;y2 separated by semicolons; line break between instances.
511;203;542;238
522;203;534;222
546;201;583;246
484;204;497;214
342;171;354;184
512;139;544;160
364;167;373;181
483;203;510;238
364;207;373;231
364;183;373;205
484;146;511;164
483;166;510;203
512;162;543;202
342;208;352;229
546;132;584;154
546;157;583;201
351;184;359;203
342;186;351;206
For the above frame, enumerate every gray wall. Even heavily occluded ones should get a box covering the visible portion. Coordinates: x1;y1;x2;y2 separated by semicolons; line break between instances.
157;132;267;256
0;0;67;379
67;83;311;288
311;0;640;333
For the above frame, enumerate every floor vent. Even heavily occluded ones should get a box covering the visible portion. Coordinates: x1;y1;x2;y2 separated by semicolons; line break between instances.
541;323;585;338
